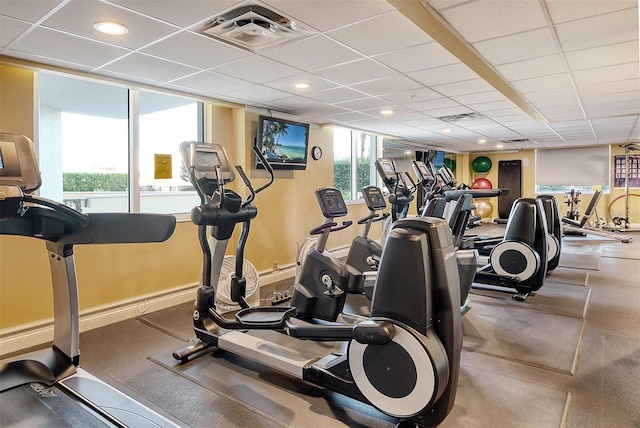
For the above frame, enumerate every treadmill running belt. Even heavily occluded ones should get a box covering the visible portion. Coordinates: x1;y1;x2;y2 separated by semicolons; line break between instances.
0;383;112;427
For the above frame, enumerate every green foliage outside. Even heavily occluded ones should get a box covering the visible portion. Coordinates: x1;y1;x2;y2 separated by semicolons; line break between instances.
63;172;128;192
334;157;371;200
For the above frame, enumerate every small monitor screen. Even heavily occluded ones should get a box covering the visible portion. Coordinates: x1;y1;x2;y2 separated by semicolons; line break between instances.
383;161;395;175
196;151;221;170
0;149;4;170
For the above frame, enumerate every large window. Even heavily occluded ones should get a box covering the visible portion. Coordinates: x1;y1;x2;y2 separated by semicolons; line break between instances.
38;73;203;214
333;127;378;200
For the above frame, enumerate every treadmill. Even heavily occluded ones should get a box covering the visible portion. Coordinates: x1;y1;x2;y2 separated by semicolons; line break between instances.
0;132;180;427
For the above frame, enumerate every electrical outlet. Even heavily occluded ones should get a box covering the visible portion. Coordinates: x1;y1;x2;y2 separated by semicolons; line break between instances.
273;261;279;271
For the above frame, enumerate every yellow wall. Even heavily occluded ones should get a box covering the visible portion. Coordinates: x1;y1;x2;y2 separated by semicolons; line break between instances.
0;64;374;331
457;148;640;224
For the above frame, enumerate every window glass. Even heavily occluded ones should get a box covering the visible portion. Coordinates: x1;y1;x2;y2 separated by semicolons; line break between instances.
333;127;378;201
39;73;129;212
38;72;204;214
333;127;352;200
139;91;201;214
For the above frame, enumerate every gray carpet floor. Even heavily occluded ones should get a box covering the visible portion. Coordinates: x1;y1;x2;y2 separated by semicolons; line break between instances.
5;230;639;427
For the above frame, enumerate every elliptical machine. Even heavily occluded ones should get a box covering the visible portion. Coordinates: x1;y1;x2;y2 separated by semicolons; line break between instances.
173;142;462;427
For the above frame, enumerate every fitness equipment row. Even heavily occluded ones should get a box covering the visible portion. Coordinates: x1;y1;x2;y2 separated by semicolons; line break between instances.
172;142;463;427
0;133;180;427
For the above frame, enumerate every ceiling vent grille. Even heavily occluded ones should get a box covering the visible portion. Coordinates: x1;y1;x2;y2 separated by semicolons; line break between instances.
436;112;484;122
502;139;532;144
198;1;315;52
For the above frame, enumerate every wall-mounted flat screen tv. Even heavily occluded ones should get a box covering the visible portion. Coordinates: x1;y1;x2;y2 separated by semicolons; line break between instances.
255;115;309;170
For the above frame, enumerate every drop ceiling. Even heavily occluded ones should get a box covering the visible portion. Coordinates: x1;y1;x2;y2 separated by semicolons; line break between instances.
0;0;638;155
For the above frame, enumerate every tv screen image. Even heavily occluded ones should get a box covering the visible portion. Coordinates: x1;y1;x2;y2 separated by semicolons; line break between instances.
256;116;309;170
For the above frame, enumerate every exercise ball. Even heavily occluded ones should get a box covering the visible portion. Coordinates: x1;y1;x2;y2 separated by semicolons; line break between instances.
472;156;492;173
472;177;493;189
443;158;456;172
475;200;493;218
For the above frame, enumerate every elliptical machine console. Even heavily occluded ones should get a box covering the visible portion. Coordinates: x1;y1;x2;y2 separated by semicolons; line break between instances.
174;142;463;427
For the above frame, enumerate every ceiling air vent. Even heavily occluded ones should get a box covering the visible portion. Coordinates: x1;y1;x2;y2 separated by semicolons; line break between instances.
198;1;315;52
436;112;484;122
502;139;532;144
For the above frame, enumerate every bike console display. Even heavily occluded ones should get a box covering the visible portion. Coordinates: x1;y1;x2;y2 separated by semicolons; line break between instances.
412;160;435;185
316;187;348;218
179;142;235;184
362;186;386;211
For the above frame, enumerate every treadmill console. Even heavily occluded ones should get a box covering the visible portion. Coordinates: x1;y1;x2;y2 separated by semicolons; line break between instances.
375;158;398;187
0;133;42;192
316;187;348;218
362;186;387;211
412;161;435;185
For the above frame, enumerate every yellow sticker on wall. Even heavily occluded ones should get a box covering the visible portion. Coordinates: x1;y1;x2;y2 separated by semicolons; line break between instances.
154;154;172;179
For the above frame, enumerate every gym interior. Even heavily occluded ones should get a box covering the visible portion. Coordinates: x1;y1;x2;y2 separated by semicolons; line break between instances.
1;1;639;427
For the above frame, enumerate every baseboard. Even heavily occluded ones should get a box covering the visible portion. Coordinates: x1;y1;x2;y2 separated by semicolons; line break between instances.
0;262;308;357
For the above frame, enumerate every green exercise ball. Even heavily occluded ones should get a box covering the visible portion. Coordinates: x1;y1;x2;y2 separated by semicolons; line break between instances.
472;156;492;173
443;158;456;172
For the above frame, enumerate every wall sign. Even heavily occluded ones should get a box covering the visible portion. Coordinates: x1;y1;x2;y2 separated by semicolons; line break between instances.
614;154;640;188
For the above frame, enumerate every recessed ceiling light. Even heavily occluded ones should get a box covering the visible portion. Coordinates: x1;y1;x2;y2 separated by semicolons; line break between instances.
478;139;486;144
496;144;504;149
443;128;452;133
380;109;394;115
405;150;411;155
293;82;312;89
94;21;129;35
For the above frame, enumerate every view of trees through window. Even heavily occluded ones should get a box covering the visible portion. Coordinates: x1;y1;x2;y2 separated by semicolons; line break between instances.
333;127;377;200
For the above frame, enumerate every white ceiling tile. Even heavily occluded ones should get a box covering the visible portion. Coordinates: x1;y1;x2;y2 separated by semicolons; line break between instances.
325;111;376;122
165;70;252;95
94;68;164;86
545;0;637;24
262;73;338;94
334;97;395;111
0;15;31;47
266;96;324;110
496;54;566;81
41;0;179;50
451;90;507;105
373;42;459;73
431;78;495;97
261;34;362;71
10;27;130;67
349;75;423;96
439;0;547;43
102;52;200;83
408;62;479;87
512;73;573;94
576;78;639;97
582;91;640;106
555;8;638;52
109;0;239;27
473;27;558;65
572;62;639;85
539;107;586;122
408;97;461;112
211;55;301;83
141;31;250;69
524;87;576;103
379;87;442;105
313;58;395;85
2;48;94;72
267;0;394;32
223;85;293;104
327;11;431;56
467;99;518;112
0;0;64;22
565;41;639;71
303;87;368;103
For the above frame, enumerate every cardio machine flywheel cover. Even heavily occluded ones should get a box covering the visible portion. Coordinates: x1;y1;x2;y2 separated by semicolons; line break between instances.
348;322;444;417
490;241;539;281
546;235;559;261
